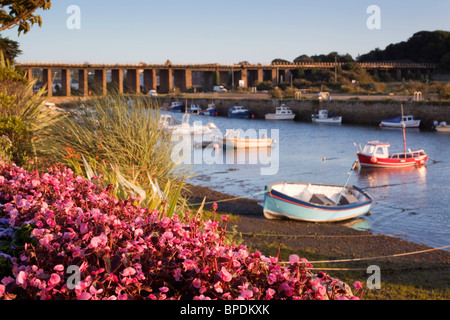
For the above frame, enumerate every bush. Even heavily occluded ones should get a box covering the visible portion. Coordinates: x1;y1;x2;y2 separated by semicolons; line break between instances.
270;87;283;99
0;162;360;300
438;83;450;100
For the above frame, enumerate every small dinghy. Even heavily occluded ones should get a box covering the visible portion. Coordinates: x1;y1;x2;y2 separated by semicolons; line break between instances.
263;162;373;222
263;182;373;222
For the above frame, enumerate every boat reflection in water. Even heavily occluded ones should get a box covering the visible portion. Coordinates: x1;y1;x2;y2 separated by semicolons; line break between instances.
357;165;427;191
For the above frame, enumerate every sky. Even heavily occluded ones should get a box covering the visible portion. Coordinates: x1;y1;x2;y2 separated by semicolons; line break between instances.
2;0;450;65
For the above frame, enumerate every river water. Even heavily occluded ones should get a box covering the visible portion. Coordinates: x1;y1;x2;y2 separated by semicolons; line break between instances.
168;111;450;250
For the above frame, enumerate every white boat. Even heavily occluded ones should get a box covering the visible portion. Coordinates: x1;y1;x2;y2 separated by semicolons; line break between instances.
159;114;218;136
220;129;272;149
265;104;296;120
263;182;373;222
434;121;450;133
188;104;202;114
380;115;420;128
311;110;342;124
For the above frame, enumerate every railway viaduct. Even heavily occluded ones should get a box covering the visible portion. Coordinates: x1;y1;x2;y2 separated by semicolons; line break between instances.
15;60;437;97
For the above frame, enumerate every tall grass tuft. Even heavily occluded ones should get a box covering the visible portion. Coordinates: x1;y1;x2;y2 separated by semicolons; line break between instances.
42;93;191;218
0;51;64;167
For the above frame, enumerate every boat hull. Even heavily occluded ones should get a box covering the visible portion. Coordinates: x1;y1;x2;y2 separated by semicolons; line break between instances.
200;109;216;116
228;112;249;119
263;183;373;222
312;117;342;124
436;125;450;133
357;152;427;168
380;120;421;128
220;138;272;149
265;114;295;120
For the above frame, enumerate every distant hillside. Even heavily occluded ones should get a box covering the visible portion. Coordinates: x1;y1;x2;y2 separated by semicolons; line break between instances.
357;30;450;71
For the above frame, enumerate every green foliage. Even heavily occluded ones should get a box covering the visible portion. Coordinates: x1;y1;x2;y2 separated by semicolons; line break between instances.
0;115;29;164
0;51;63;166
0;222;36;278
270;87;282;99
0;36;22;62
294;52;354;63
358;30;450;70
0;0;52;35
438;83;450;100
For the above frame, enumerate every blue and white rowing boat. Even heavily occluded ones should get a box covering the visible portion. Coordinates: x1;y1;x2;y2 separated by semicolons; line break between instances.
263;181;373;222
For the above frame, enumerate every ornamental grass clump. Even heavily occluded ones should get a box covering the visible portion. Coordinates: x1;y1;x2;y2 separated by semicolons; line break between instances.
0;51;63;167
0;162;359;300
41;93;189;218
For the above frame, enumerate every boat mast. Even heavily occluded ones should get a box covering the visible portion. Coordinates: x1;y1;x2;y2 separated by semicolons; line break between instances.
401;104;406;153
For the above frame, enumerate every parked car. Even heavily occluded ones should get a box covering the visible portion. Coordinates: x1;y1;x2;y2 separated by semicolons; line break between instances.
213;85;227;92
149;89;158;96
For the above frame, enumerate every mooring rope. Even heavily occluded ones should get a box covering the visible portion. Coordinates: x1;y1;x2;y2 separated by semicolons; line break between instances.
279;245;450;265
237;231;407;238
189;189;269;206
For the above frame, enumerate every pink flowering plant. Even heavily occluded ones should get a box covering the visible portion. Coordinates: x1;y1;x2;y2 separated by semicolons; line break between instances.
0;162;359;300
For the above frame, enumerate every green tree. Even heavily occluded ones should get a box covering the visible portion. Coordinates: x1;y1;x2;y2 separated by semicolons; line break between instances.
0;35;21;61
0;0;52;35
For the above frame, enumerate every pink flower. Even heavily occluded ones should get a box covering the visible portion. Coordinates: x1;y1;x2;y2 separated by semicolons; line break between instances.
48;273;61;287
89;233;107;249
214;281;223;293
121;267;136;277
219;267;232;282
160;217;171;228
182;259;197;271
16;271;27;288
211;203;218;211
241;290;253;299
281;282;293;297
268;273;277;285
289;254;300;265
192;278;202;289
53;265;65;272
353;281;363;290
159;286;169;293
173;268;182;281
134;228;143;237
265;288;275;299
77;292;92;300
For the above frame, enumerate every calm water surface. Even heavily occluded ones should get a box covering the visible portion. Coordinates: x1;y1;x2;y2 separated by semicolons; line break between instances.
169;112;450;250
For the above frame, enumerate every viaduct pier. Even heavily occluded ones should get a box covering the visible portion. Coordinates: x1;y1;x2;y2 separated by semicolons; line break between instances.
15;61;437;97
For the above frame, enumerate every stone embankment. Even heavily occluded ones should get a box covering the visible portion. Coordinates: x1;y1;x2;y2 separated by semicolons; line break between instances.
158;97;450;128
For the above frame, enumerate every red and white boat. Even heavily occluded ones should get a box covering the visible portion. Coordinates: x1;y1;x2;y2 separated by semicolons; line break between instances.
357;141;427;168
357;105;427;168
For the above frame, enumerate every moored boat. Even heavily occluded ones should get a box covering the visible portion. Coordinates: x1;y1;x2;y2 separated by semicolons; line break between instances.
265;104;296;120
263;181;373;222
357;141;427;168
168;101;185;113
380;115;420;128
188;104;202;114
433;121;450;133
159;113;218;136
200;103;216;116
311;110;342;124
220;129;272;149
228;106;249;119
